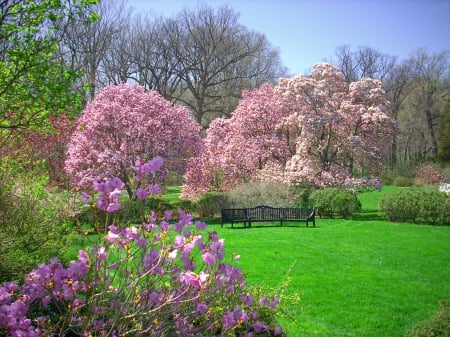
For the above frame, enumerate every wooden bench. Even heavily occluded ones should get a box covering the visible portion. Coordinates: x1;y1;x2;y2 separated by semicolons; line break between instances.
221;205;315;228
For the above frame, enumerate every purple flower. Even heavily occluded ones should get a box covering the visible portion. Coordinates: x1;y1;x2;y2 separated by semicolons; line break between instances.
241;294;254;306
196;303;208;314
222;311;236;329
136;237;147;248
202;252;215;266
81;191;91;203
195;221;207;230
135;187;148;200
274;326;282;335
252;322;268;333
148;184;160;195
142;156;164;174
269;297;280;308
106;202;120;213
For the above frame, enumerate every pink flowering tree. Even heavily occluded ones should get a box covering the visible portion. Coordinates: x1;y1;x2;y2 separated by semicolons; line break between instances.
181;84;292;199
182;64;396;199
278;63;396;188
65;83;203;198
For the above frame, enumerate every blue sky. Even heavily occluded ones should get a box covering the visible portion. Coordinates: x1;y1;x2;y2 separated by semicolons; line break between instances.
127;0;450;75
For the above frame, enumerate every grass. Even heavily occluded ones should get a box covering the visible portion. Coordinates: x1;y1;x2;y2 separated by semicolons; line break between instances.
69;186;450;337
212;219;450;337
200;187;450;336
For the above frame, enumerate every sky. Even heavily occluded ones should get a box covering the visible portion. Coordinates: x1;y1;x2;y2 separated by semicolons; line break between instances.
126;0;450;75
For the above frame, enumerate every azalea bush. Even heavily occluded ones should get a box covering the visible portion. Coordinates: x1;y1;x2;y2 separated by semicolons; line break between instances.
0;158;284;336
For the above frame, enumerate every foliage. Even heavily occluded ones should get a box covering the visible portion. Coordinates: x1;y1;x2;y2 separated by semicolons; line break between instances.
0;158;283;336
415;162;444;185
379;190;421;223
226;182;300;208
393;176;415;187
196;192;231;217
438;98;450;163
0;0;98;139
0;115;76;187
308;187;361;219
182;63;395;199
405;300;450;337
65;83;203;194
0;170;75;283
379;189;449;225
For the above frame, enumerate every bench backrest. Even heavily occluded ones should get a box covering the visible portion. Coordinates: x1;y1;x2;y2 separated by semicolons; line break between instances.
247;205;282;220
221;206;315;221
282;208;315;220
221;208;247;221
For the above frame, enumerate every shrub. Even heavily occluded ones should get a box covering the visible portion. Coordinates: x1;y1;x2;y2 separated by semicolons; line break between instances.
405;300;450;337
196;192;230;217
309;188;361;218
0;170;75;283
418;190;450;225
0;157;284;336
379;190;421;223
393;176;415;187
0;176;73;282
379;189;449;225
227;181;299;208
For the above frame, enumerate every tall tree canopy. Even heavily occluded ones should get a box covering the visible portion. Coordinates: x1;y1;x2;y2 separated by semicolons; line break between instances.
182;64;396;199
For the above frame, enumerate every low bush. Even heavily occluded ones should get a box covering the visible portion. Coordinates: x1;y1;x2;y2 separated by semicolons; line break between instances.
405;300;450;337
0;171;75;283
379;189;449;225
196;191;230;217
393;176;415;187
309;188;361;218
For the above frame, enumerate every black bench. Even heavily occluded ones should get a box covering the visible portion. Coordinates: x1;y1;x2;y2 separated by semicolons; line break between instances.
221;205;315;228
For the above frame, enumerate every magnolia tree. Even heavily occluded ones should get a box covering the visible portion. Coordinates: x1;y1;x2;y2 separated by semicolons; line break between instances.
65;83;202;197
182;64;396;199
181;84;292;199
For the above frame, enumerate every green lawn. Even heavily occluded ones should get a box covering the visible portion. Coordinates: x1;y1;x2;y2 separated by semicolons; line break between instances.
199;187;450;336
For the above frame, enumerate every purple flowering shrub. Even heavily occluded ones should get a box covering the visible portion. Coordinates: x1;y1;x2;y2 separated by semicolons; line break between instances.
0;157;284;336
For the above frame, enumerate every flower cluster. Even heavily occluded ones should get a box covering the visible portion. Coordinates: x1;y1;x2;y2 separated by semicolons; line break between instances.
1;157;283;336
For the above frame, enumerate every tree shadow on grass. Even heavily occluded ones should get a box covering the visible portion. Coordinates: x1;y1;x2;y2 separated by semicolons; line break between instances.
351;209;385;221
221;222;318;229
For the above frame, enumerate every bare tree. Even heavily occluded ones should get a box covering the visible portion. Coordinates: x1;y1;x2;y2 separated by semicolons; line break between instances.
129;15;185;99
168;5;287;128
407;49;450;157
334;45;396;83
59;0;131;102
